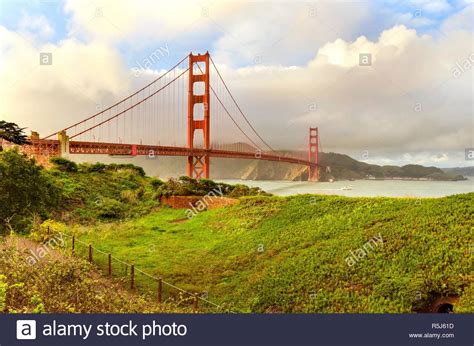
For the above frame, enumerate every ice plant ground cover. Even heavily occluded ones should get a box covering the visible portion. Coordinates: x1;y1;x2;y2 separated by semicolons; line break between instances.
69;193;473;313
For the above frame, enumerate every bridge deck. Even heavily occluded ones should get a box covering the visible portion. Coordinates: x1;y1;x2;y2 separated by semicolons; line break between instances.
68;140;314;167
22;139;314;167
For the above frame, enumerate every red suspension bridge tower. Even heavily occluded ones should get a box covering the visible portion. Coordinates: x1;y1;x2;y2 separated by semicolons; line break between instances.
308;127;319;181
187;52;211;179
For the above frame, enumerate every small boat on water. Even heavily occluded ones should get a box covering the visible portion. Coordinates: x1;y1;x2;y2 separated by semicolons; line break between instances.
341;185;353;190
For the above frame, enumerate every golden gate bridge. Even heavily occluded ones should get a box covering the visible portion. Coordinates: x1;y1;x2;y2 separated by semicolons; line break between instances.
22;52;320;181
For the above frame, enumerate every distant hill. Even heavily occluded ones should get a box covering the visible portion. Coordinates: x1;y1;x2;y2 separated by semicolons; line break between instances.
209;152;467;182
316;152;466;182
443;167;474;177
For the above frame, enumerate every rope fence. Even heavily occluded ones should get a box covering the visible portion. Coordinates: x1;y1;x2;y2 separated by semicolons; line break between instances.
59;232;229;312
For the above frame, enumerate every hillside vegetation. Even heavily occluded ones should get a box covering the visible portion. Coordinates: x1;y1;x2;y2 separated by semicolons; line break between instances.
70;193;474;313
0;236;190;313
0;150;267;233
1;149;472;313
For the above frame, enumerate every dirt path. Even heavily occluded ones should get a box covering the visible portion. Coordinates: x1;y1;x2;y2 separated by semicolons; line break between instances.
2;235;66;262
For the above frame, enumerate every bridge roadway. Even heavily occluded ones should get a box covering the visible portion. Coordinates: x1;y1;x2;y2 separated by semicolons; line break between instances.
29;139;315;168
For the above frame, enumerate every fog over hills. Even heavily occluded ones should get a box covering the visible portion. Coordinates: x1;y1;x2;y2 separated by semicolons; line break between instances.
442;167;474;177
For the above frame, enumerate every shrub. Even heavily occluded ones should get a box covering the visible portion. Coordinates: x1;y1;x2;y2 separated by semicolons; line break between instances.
88;162;107;173
0;149;62;233
97;198;126;219
150;178;164;188
50;157;78;172
120;190;140;204
155;177;268;197
30;219;67;243
107;163;146;177
0;275;6;311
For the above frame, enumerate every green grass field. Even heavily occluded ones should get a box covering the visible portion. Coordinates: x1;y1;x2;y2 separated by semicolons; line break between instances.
69;193;474;313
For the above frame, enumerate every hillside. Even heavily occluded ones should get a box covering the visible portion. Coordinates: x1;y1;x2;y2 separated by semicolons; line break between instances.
0;149;267;234
69;193;474;313
210;152;466;181
0;235;191;313
443;167;474;177
1;150;472;313
317;152;466;182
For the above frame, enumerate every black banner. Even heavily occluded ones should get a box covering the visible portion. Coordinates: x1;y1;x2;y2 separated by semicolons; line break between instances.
1;313;473;346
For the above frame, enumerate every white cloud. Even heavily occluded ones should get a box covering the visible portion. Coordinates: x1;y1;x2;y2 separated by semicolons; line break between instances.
0;23;130;135
441;5;474;32
410;0;452;13
391;12;436;28
211;1;372;66
18;13;55;41
63;0;239;46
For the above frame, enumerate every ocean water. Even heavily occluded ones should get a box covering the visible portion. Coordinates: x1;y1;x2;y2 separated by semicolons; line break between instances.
217;178;474;197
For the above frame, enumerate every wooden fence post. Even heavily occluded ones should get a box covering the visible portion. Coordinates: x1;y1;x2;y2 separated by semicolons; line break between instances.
108;254;112;276
88;244;92;262
157;278;162;303
72;236;75;254
193;294;199;310
130;264;135;289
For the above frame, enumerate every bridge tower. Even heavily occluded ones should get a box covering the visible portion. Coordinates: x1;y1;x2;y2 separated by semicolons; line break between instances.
308;127;319;181
58;130;70;158
187;52;210;179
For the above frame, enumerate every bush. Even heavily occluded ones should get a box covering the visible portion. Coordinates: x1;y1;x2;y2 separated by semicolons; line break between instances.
97;198;126;219
78;163;146;177
0;275;6;312
0;149;62;233
107;163;145;177
30;219;67;243
150;178;164;188
88;162;107;173
155;177;268;197
50;157;78;172
120;189;141;204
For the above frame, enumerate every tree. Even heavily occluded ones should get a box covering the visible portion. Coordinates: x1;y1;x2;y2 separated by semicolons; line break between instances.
0;121;31;151
0;149;61;233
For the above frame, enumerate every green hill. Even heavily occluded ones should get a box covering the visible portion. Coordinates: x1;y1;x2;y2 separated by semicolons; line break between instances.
313;153;465;181
69;193;474;313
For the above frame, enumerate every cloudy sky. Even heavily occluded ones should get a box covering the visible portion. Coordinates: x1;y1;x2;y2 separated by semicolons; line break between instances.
0;0;472;167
